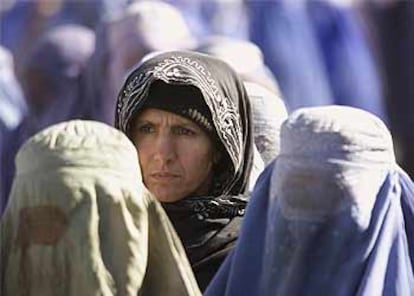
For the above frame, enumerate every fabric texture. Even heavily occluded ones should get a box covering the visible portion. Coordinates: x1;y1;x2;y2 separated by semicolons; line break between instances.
1;120;201;296
244;81;288;165
206;105;414;296
115;50;254;290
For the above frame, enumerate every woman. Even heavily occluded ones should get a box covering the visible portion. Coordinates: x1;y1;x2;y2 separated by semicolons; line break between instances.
1;120;200;296
205;105;414;295
115;50;254;290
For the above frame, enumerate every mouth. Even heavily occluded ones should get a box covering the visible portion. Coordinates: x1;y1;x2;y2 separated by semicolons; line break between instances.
149;172;180;180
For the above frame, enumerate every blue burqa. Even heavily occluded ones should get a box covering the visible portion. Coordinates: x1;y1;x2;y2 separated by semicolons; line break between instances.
206;106;414;296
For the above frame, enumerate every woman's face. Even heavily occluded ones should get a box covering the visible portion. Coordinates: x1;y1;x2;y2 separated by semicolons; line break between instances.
130;108;215;202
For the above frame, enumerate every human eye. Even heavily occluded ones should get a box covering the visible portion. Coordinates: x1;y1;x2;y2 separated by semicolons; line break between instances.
173;126;196;136
136;123;154;134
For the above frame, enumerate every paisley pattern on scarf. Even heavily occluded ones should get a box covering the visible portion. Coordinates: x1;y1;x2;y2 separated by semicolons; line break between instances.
116;50;253;197
115;50;254;291
117;54;243;173
163;195;247;221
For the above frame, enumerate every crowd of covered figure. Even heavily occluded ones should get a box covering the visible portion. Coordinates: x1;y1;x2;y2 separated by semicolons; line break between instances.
1;0;413;295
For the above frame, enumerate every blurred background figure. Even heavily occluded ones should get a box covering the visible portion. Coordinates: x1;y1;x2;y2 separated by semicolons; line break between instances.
0;0;103;79
86;0;196;124
247;0;335;111
19;24;95;130
1;120;201;296
165;0;249;40
247;0;386;117
195;35;280;94
0;46;27;213
359;0;414;178
306;0;386;122
1;24;96;214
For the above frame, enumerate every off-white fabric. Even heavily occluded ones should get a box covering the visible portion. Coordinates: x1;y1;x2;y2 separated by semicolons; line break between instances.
1;120;201;296
195;35;281;94
271;105;395;229
244;81;288;165
108;0;196;96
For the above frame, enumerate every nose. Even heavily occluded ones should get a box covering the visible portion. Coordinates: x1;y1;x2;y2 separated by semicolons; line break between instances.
153;132;176;165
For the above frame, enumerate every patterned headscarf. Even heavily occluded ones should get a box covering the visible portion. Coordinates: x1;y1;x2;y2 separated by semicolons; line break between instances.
115;50;253;197
141;80;215;134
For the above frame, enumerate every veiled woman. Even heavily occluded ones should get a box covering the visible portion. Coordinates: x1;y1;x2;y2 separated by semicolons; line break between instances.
1;120;200;296
115;50;254;290
205;105;414;296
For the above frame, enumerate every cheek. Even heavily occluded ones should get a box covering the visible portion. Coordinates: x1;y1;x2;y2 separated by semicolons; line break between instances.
178;141;214;173
132;139;151;170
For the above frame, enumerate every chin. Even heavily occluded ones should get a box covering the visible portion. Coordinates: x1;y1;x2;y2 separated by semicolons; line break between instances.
152;189;185;203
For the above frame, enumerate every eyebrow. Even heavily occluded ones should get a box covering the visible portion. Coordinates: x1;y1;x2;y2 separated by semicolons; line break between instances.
134;118;201;130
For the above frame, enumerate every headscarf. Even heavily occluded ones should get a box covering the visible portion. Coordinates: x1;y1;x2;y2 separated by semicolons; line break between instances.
205;105;414;296
115;50;253;197
115;50;254;290
1;120;201;296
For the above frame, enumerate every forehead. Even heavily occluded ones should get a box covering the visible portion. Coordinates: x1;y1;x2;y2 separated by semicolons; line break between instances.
134;108;197;126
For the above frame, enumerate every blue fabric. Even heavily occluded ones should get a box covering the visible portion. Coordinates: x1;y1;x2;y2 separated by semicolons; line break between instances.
247;1;386;124
205;162;274;296
399;169;414;268
0;1;102;51
248;2;334;112
205;164;414;295
168;0;249;40
0;46;27;215
306;1;387;124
